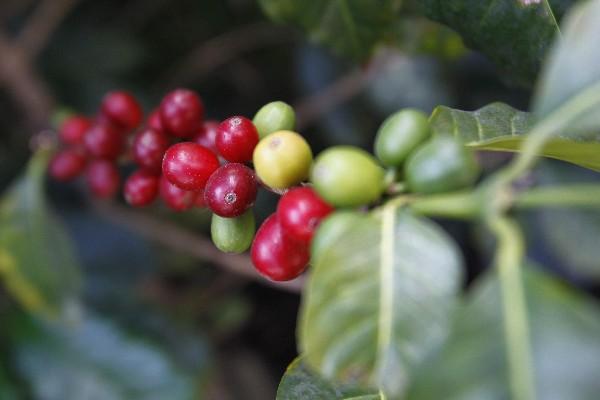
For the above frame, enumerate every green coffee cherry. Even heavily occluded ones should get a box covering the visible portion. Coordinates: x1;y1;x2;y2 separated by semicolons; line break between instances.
311;211;364;263
374;108;430;167
211;211;255;253
405;135;480;194
311;146;385;207
252;101;296;139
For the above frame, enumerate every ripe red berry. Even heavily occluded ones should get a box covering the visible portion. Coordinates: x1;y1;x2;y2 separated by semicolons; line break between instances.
48;149;86;181
132;128;170;173
124;170;159;207
216;116;259;162
84;123;124;160
159;175;197;211
101;91;143;131
204;163;257;217
59;115;92;145
147;108;164;131
277;187;334;245
86;160;120;198
162;142;219;191
159;89;204;138
251;214;310;281
192;120;220;155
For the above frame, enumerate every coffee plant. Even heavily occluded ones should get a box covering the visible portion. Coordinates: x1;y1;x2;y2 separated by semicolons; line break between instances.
2;0;600;399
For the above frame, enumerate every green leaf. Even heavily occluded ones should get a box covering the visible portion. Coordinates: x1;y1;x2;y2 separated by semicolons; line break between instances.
258;0;402;60
430;102;600;171
406;266;600;399
0;150;81;318
277;357;381;400
299;209;463;399
10;313;203;400
417;0;561;86
533;0;600;135
0;363;19;400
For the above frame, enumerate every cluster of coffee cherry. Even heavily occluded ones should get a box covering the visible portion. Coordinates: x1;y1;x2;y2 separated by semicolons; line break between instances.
49;88;480;281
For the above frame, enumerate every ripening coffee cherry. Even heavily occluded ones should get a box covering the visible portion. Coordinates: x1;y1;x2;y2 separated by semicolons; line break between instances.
253;130;312;189
59;115;92;145
311;146;385;207
48;149;86;181
204;163;257;218
311;211;364;263
216;116;259;162
405;135;480;194
101;91;143;131
251;214;310;281
132;128;170;173
84;123;125;160
162;142;220;191
159;175;197;211
211;211;255;253
124;170;159;207
147;108;164;132
86;160;120;198
277;187;333;245
159;89;204;138
192;120;220;155
374;109;430;167
252;101;295;139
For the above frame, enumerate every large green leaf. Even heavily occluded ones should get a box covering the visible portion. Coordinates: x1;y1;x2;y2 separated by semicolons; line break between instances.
277;357;381;400
299;209;463;399
9;313;203;400
406;266;600;399
0;150;81;318
430;102;600;171
417;0;561;86
258;0;402;59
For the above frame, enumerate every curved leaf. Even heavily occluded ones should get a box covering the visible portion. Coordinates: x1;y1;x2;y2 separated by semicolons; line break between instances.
277;357;381;400
299;209;462;399
430;103;600;171
0;150;81;318
406;266;600;399
417;0;562;86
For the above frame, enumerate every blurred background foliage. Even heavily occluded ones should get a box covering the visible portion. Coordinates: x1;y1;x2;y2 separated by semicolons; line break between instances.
0;0;598;398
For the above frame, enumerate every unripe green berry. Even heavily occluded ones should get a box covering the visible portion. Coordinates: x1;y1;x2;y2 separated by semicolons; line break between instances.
253;101;296;139
374;108;430;167
311;146;385;207
405;135;480;194
311;211;365;263
253;130;313;189
211;211;255;253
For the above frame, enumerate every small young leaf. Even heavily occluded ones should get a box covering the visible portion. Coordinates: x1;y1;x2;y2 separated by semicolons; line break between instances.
277;357;381;399
430;103;600;171
300;209;463;399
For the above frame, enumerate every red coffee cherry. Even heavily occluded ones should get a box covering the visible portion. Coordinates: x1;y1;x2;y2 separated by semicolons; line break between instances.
101;90;143;131
159;89;204;138
84;123;124;160
251;214;310;281
132;128;170;173
204;163;257;217
216;116;259;162
159;175;197;211
277;187;334;245
86;160;120;198
192;120;220;155
48;149;86;181
59;115;92;145
124;170;159;207
147;108;164;132
162;142;219;191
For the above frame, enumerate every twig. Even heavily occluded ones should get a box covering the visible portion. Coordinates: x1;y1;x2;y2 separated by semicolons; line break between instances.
159;22;294;89
91;200;305;294
16;0;79;60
